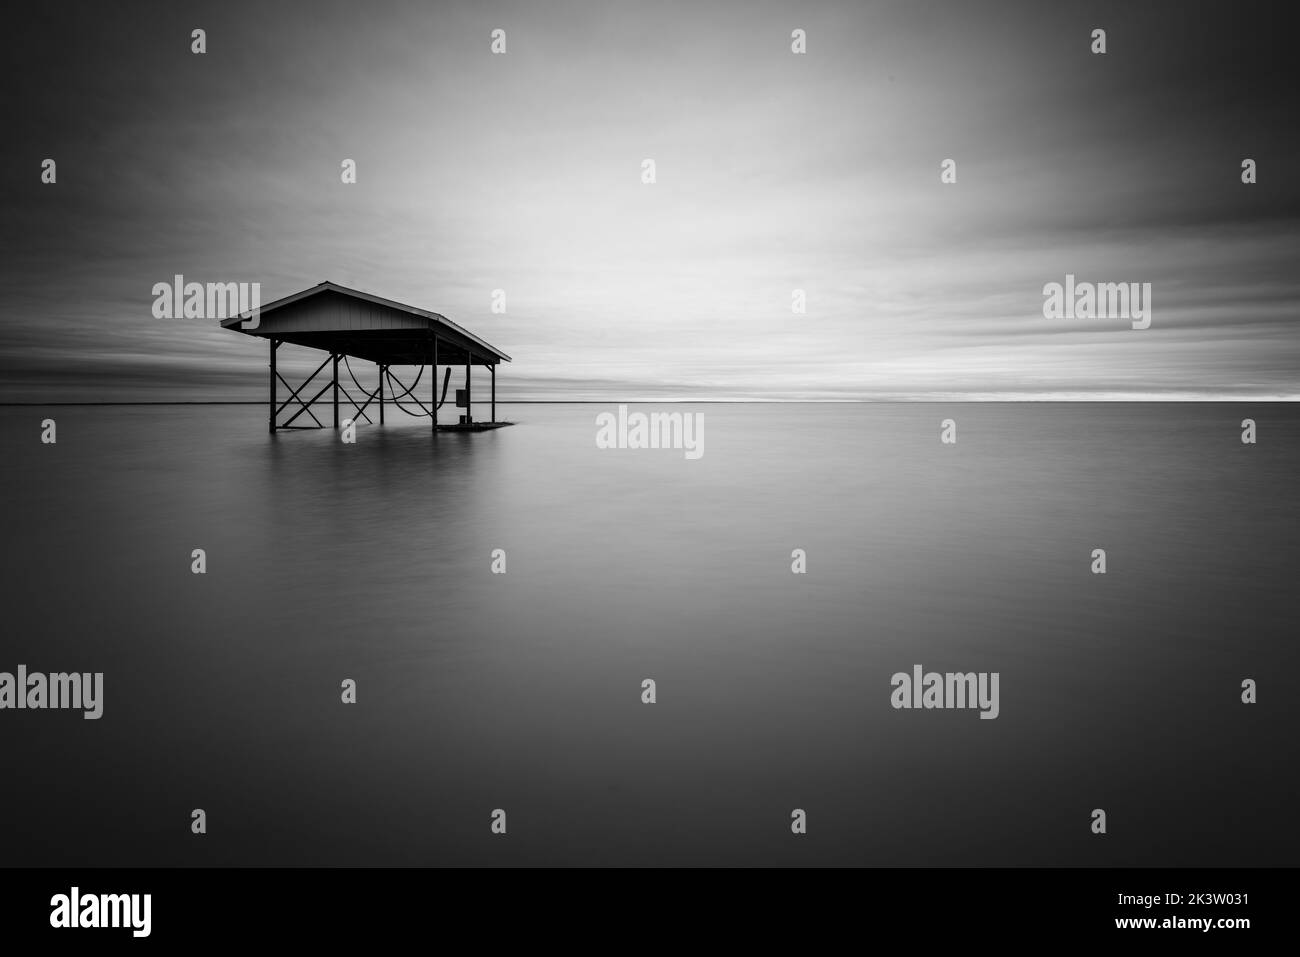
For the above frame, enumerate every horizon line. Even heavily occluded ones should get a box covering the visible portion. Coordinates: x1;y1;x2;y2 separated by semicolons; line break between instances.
2;396;1297;407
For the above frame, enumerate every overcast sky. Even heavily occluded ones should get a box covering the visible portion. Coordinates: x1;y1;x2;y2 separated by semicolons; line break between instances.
3;0;1297;400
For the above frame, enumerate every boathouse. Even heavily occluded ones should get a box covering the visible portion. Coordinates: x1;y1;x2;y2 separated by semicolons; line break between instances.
221;281;511;433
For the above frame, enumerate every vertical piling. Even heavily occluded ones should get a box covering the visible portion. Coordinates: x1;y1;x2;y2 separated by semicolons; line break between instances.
269;338;278;433
332;354;339;429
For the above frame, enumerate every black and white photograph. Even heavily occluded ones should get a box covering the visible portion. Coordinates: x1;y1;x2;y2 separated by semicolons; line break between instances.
1;0;1295;942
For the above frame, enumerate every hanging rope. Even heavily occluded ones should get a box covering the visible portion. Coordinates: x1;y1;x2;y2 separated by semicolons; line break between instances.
342;356;382;401
384;366;433;417
338;356;448;419
383;364;425;401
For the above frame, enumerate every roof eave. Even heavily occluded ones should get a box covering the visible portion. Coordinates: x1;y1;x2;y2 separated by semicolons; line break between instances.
220;281;512;361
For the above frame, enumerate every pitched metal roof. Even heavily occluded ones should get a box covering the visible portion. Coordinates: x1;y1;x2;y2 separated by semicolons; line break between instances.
221;281;512;363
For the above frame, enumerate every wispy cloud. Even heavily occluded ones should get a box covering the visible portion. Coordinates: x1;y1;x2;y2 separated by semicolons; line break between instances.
2;0;1297;400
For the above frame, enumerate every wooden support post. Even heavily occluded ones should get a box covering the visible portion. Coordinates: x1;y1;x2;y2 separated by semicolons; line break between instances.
378;363;385;425
465;357;472;425
332;354;340;429
491;364;496;423
432;334;439;432
269;338;278;433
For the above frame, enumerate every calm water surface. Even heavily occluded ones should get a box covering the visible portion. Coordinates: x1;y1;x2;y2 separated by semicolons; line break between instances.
1;403;1296;865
